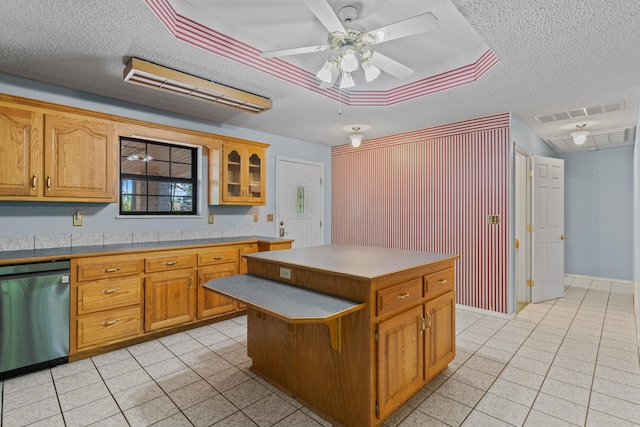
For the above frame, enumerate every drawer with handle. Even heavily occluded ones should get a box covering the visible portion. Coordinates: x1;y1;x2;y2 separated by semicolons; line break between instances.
145;252;197;273
424;268;454;298
75;256;144;282
376;278;423;317
77;277;142;315
197;247;239;266
76;306;142;349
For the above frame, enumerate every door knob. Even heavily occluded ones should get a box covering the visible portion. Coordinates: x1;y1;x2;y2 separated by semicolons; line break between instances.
560;235;566;240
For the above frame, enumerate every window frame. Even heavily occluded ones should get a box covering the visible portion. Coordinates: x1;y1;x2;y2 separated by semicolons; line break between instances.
119;136;198;216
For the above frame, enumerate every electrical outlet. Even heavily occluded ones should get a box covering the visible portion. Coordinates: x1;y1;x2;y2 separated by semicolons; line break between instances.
253;213;259;222
279;267;291;280
488;215;500;224
208;214;214;224
73;211;83;227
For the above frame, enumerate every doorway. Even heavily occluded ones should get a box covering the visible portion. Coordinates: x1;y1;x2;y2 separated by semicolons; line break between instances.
515;147;531;312
276;156;324;248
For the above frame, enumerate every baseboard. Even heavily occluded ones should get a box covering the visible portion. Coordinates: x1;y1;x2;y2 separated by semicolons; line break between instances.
565;273;633;285
456;304;515;320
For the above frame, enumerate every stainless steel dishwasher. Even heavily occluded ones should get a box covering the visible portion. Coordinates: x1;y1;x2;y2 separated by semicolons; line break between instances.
0;260;70;379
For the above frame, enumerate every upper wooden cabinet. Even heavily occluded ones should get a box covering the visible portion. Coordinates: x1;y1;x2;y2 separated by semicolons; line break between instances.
0;105;42;197
0;99;117;202
44;114;117;201
209;138;268;205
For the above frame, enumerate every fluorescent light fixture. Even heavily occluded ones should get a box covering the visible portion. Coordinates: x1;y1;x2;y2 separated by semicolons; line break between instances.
123;58;272;114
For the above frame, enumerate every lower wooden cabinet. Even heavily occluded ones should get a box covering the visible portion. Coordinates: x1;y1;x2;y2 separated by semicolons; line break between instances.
144;269;197;332
70;239;292;358
198;262;238;318
377;305;425;418
425;290;456;379
375;264;456;421
77;306;143;349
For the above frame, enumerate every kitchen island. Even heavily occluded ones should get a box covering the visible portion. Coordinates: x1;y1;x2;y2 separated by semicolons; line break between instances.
204;244;457;427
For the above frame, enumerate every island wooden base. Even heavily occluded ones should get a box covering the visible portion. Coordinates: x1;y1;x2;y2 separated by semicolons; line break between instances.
236;245;457;427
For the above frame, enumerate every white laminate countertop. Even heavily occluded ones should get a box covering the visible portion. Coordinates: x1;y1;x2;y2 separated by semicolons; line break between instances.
244;244;457;280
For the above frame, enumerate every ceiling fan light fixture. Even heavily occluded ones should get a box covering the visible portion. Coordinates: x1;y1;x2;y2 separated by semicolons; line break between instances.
570;124;589;145
340;49;359;72
340;71;355;89
362;60;381;82
316;60;338;83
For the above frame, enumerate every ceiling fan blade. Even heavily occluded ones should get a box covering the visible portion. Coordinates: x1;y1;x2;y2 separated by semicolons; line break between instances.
303;0;345;33
370;12;438;44
370;52;414;80
260;45;327;58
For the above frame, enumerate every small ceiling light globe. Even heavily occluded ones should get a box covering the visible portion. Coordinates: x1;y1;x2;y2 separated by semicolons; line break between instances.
316;60;337;83
571;130;589;145
362;61;381;82
340;71;355;89
340;49;359;72
349;133;363;147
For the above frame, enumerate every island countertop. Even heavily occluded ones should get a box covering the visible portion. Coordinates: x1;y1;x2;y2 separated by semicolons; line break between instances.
243;244;457;280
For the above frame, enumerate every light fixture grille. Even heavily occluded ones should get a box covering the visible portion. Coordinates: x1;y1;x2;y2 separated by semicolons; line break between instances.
123;58;272;114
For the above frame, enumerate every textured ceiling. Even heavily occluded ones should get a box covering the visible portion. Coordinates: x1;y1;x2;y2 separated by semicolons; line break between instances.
0;0;638;150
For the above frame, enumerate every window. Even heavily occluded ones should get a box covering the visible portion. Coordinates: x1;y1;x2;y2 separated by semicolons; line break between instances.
120;137;197;215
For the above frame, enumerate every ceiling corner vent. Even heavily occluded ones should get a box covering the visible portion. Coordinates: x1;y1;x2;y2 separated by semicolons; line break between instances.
123;58;272;114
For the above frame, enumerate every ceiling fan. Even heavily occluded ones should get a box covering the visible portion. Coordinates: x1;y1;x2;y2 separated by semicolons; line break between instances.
259;0;439;89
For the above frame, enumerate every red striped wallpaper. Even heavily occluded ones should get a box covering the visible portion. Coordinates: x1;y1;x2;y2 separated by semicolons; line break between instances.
331;113;511;313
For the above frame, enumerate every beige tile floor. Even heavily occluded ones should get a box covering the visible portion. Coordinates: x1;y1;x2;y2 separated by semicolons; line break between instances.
1;276;639;426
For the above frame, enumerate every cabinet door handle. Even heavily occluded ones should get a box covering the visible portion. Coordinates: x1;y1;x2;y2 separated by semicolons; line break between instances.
32;175;37;189
437;279;447;285
189;277;193;288
102;287;121;294
419;315;426;332
396;293;410;300
426;312;432;328
213;256;224;260
102;267;121;273
101;319;119;326
46;175;51;190
165;261;178;265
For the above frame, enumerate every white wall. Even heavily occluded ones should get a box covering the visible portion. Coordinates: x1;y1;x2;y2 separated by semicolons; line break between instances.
0;73;333;248
560;146;634;280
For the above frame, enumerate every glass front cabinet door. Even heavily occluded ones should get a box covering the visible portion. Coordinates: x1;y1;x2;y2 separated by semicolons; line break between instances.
221;142;267;205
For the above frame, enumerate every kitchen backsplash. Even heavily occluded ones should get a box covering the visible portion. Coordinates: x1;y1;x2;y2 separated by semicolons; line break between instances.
0;227;256;251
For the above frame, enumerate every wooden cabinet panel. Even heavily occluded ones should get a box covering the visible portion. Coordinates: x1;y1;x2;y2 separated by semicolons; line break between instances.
76;306;142;349
425;291;456;380
198;262;239;318
76;256;144;282
377;304;425;420
145;252;196;273
44;114;117;201
77;277;142;315
239;244;258;274
424;268;454;299
145;270;196;331
376;278;422;317
0;104;42;197
197;247;238;267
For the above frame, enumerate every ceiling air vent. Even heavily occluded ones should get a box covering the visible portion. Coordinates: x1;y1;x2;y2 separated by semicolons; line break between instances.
123;58;272;114
535;101;625;124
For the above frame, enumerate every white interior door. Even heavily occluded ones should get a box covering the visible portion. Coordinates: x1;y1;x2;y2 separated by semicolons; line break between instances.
276;157;323;248
532;155;565;303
